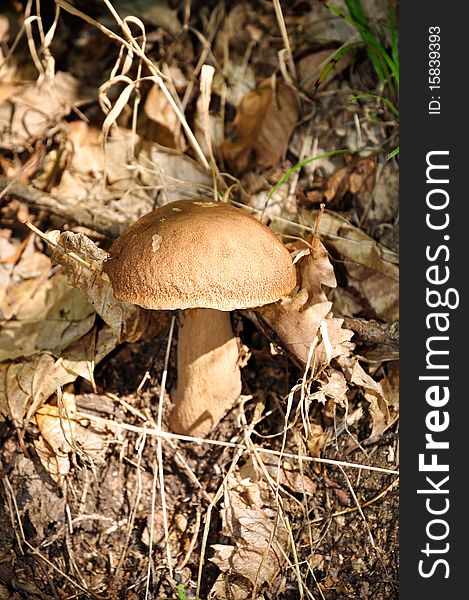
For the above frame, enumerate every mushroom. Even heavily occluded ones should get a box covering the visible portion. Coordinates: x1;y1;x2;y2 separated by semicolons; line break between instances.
103;199;296;436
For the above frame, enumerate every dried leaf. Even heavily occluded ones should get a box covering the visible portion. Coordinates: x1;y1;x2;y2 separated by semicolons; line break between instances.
142;84;183;148
323;166;350;203
311;369;348;408
297;47;354;93
35;391;76;482
210;472;289;597
306;423;329;460
222;78;299;171
307;157;377;206
34;436;71;483
0;327;119;426
311;210;399;321
1;236;50;320
1;354;55;426
210;573;251;600
0;277;95;362
348;157;377;194
0;72;90;151
257;457;317;495
258;238;354;368
34;391;109;482
380;362;399;414
296;239;337;304
0;235;97;361
337;356;390;437
37;124;212;232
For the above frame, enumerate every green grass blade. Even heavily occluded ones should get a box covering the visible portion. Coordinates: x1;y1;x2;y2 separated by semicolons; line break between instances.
387;146;399;160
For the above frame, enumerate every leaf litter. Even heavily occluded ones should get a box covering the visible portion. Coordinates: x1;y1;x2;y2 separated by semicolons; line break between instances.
0;1;399;599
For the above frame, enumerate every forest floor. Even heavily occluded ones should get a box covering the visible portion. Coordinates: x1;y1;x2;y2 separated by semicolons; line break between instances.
0;1;399;598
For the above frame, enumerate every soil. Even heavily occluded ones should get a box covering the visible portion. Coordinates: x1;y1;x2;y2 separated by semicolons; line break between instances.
1;325;398;599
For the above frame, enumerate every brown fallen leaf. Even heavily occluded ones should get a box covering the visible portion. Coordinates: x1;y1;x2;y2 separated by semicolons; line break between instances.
142;84;184;149
310;369;349;408
0;267;96;362
210;471;289;598
297;46;355;93
337;355;390;438
35;123;212;231
302;156;377;207
35;391;77;483
0;326;119;427
348;156;377;194
35;390;111;483
306;423;329;464
0;233;98;362
311;210;399;322
257;237;354;369
380;361;399;415
221;78;299;172
1;235;50;320
0;72;91;151
210;573;252;600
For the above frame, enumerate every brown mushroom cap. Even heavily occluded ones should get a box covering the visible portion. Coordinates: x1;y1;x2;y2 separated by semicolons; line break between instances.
103;199;296;311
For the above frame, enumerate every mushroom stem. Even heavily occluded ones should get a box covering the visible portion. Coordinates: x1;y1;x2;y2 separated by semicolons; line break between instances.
170;308;242;436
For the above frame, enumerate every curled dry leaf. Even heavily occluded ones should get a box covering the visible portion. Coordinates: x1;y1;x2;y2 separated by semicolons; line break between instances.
380;361;399;415
210;471;289;598
310;368;349;407
257;237;354;369
0;236;95;362
35;391;110;482
311;210;399;322
0;72;90;151
34;391;76;483
306;423;329;462
142;84;185;149
337;355;390;438
222;78;299;172
36;123;212;236
302;156;377;207
0;327;118;426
